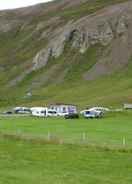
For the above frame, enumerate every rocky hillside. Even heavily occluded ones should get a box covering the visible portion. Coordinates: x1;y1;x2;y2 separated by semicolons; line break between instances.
0;0;132;107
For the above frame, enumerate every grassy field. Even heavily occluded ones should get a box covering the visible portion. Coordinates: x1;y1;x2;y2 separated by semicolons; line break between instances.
1;1;132;182
0;111;132;147
0;138;132;184
0;112;132;183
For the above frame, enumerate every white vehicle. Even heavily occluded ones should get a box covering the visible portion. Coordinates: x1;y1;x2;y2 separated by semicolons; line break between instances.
47;109;58;117
14;107;31;114
31;108;58;117
88;107;109;112
80;107;109;115
49;104;77;117
83;110;103;118
80;109;88;115
57;112;69;116
31;107;48;117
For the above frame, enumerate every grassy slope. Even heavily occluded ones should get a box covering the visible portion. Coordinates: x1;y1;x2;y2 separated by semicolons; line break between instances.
37;0;129;21
1;43;132;108
12;45;132;108
0;0;131;107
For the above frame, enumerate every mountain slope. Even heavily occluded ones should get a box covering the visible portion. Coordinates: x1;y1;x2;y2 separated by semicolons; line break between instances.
0;0;132;108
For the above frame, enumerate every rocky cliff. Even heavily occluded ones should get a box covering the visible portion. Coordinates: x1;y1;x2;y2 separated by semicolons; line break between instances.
31;1;132;80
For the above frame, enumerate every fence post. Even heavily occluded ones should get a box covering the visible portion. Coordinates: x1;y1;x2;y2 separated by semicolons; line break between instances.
48;132;51;141
123;136;126;146
82;132;86;142
59;139;63;145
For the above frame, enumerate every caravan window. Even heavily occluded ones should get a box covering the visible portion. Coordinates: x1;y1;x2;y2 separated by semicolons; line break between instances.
62;107;66;113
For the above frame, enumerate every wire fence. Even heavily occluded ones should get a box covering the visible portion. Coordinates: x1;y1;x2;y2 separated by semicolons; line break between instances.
0;131;131;152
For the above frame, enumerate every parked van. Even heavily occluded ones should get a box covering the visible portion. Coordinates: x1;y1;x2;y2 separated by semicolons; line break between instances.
80;107;109;116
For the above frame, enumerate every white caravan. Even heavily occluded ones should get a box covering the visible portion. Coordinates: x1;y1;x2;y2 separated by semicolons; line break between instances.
47;109;58;117
31;107;48;117
31;107;58;117
49;104;77;116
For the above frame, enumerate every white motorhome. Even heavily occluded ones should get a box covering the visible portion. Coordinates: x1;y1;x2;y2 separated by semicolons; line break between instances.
31;107;48;117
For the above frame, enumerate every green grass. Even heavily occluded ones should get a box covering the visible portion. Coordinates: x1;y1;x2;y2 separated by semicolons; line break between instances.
0;1;132;182
57;0;129;20
21;65;132;108
0;112;132;183
0;112;132;148
34;0;130;21
5;43;131;108
0;138;132;184
4;42;131;108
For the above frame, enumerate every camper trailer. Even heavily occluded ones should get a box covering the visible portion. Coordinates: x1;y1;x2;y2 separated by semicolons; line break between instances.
31;107;58;117
49;104;77;116
31;107;48;117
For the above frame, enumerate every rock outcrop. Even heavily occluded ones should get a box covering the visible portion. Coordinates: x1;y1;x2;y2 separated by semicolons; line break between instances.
31;1;132;81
